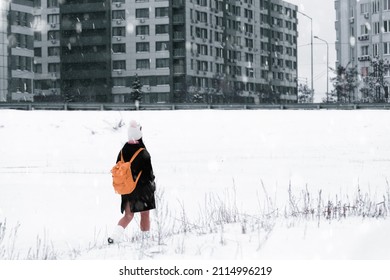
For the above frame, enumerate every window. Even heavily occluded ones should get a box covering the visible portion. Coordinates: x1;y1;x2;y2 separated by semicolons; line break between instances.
385;0;390;10
196;11;207;23
34;0;41;8
136;8;149;19
112;27;126;36
47;0;58;8
15;12;28;27
196;0;207;6
47;14;59;24
14;56;22;70
156;24;169;35
361;45;369;56
113;60;126;70
384;42;390;55
156;76;169;85
48;31;60;40
136;59;150;69
245;38;253;48
360;24;369;35
195;27;207;39
13;78;32;92
48;47;60;56
136;25;149;35
112;10;126;20
15;56;32;71
372;0;380;13
34;47;42;57
136;42;150;52
112;44;126;53
384;20;390;33
373;43;379;57
374;22;380;34
34;32;42;41
156;41;169;51
360;3;370;13
15;34;28;48
155;7;169;17
197;60;208;71
156;58;169;68
244;9;253;19
137;76;148;86
246;83;254;91
245;23;253;33
245;67;254;78
285;20;292;30
197;44;208;55
361;67;369;77
215;16;223;27
48;63;60;73
235;66;242;76
113;77;126;87
245;53;254;63
33;15;41;29
34;63;42;74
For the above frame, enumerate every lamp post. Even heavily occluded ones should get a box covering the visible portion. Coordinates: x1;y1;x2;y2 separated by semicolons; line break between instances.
297;10;314;102
314;36;329;103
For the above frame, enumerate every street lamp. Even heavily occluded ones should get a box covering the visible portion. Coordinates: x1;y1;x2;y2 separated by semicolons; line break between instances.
314;36;329;103
297;10;313;102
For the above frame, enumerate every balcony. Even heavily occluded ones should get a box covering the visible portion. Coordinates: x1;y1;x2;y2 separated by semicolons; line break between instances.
173;48;186;57
61;19;109;30
358;34;369;41
61;53;110;63
172;0;185;7
61;3;108;14
358;55;370;62
172;15;185;24
173;65;185;75
61;69;110;79
173;31;185;41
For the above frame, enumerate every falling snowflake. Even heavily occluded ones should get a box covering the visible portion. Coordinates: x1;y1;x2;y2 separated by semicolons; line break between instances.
350;36;356;47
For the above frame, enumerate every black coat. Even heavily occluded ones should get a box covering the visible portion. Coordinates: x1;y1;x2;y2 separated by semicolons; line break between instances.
116;140;156;213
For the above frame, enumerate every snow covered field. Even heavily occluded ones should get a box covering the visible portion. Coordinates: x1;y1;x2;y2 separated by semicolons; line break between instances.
1;109;390;260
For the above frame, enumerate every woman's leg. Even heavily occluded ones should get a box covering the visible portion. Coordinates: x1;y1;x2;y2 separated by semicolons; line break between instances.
118;202;134;228
140;210;150;231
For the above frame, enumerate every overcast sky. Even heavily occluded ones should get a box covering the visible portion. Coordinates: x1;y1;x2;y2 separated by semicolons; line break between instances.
288;0;336;101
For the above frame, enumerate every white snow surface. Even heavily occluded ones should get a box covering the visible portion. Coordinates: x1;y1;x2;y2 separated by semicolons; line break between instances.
0;109;390;260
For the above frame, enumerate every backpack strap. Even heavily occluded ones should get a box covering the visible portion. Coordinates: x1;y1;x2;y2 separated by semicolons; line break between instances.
129;148;145;163
120;150;124;162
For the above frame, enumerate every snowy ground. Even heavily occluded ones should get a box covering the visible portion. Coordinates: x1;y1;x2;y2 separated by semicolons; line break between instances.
1;109;390;260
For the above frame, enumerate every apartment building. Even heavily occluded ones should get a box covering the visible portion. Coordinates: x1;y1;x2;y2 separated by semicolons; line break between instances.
2;0;298;103
6;0;34;102
32;0;62;101
0;1;8;102
335;0;390;101
60;0;112;102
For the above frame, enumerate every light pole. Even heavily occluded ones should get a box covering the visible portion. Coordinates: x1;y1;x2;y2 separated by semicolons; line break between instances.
297;10;314;102
314;36;329;103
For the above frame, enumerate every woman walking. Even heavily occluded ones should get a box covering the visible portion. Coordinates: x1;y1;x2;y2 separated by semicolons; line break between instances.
108;120;156;244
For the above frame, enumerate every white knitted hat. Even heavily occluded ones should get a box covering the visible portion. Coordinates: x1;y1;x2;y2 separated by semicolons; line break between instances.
128;120;142;141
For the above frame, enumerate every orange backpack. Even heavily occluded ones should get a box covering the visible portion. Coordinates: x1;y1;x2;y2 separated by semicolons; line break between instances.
111;148;144;195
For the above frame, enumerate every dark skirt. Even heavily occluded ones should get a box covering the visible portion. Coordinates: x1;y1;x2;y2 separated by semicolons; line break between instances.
120;181;156;213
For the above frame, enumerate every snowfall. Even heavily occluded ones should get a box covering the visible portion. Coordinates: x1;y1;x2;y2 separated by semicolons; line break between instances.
1;108;390;261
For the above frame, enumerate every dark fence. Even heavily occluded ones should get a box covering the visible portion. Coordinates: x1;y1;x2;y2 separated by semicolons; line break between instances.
1;102;390;111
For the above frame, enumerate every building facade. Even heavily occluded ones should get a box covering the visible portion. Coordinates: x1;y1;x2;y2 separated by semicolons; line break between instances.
0;1;9;102
335;0;390;101
2;0;298;103
7;0;34;102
